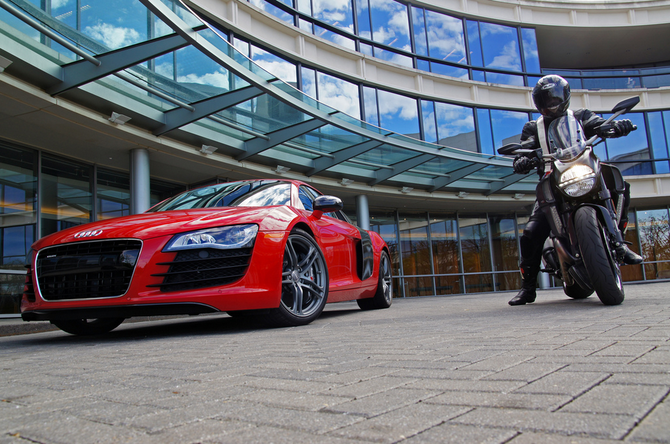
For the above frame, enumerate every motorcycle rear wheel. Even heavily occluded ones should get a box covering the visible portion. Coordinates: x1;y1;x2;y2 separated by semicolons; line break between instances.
574;206;624;306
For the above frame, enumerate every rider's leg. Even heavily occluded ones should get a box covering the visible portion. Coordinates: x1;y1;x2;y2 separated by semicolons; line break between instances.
509;204;551;306
618;182;643;265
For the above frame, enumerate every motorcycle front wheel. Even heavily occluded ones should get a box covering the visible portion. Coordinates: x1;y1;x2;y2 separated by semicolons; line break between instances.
574;206;625;306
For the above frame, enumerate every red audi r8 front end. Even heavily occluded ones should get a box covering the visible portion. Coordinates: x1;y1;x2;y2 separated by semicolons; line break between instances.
21;179;393;335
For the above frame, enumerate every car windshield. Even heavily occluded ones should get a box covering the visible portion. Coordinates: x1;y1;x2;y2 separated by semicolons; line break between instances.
148;180;291;212
547;113;587;161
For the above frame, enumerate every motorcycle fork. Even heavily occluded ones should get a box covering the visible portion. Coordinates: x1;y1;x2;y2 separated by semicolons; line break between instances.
595;175;627;260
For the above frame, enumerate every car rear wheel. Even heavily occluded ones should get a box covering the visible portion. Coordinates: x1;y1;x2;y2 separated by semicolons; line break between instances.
357;250;393;310
263;229;328;327
51;318;124;336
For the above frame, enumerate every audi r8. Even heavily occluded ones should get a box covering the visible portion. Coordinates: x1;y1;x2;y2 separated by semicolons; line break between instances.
21;179;393;335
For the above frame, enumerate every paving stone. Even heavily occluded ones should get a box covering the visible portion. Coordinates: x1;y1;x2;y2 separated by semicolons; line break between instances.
559;383;669;418
514;371;609;396
2;282;670;443
329;404;471;443
450;407;637;439
401;423;518;444
626;397;670;442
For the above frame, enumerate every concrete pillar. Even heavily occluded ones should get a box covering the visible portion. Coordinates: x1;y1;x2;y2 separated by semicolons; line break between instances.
355;194;370;230
130;148;150;214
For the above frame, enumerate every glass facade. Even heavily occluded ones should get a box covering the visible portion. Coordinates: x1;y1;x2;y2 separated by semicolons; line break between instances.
357;207;670;299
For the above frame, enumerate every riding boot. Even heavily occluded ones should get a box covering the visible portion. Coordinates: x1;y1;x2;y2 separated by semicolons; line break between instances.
509;265;537;306
618;217;643;265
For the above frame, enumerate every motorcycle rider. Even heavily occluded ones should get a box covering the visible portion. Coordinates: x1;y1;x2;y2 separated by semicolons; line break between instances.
509;74;643;306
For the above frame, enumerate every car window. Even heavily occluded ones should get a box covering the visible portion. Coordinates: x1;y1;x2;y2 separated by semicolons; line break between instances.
298;186;314;211
147;180;289;211
235;183;291;207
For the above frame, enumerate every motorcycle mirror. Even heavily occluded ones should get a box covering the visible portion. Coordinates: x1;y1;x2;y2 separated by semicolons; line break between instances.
611;96;640;114
498;143;521;155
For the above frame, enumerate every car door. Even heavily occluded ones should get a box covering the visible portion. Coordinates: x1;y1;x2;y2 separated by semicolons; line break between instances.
298;185;361;290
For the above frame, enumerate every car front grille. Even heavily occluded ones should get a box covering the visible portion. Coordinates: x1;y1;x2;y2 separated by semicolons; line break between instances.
36;240;141;301
150;248;253;292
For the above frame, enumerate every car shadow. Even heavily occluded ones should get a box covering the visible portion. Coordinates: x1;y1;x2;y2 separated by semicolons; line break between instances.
5;306;366;345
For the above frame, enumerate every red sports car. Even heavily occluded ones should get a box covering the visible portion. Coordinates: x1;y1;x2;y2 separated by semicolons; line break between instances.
21;179;393;335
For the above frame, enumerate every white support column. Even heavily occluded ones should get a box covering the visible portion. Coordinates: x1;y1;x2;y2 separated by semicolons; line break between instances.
356;194;370;230
539;271;551;289
130;148;150;214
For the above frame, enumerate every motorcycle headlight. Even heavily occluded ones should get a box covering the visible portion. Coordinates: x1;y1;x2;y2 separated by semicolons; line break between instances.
164;224;258;252
558;165;596;197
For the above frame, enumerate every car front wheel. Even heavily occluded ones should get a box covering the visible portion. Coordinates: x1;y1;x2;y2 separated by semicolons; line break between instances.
264;228;328;327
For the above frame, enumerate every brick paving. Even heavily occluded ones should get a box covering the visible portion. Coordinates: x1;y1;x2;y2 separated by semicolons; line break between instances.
1;281;669;443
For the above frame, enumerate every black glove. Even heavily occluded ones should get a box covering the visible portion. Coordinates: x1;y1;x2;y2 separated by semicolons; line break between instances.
513;155;535;175
611;119;634;137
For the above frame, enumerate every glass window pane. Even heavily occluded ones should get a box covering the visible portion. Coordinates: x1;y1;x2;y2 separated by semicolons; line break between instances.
648;112;669;174
603;112;651;175
315;26;356;50
490;109;528;150
300;66;317;98
411;7;428;57
81;0;147;50
521;28;540;73
459;215;491;273
479;22;521;72
638;209;670;280
369;210;400;279
466;20;483;67
399;213;432;277
373;47;413;67
485;72;524;86
490;215;520;291
369;0;410;52
421;101;437;143
251;45;297;86
41;154;92;237
477;108;494;155
430;214;460;275
430;62;468;80
435;102;476;151
376;90;419;138
425;10;466;64
404;276;433;297
97;169;130;220
0;144;36;271
317;72;361;119
355;0;372;39
313;0;353;34
621;211;644;282
363;86;379;126
249;0;293;23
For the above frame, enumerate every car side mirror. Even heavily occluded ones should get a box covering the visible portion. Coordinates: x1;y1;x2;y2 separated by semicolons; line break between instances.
313;196;343;213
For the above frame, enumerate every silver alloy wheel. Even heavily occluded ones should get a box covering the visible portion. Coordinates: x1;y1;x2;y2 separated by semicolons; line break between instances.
281;233;327;318
380;251;392;304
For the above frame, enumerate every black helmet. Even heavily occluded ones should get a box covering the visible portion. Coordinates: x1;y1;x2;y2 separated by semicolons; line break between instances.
532;75;570;118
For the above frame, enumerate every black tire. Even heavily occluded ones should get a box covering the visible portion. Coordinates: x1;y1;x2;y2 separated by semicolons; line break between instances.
574;206;625;305
263;229;329;327
357;250;393;310
563;281;593;299
51;318;124;336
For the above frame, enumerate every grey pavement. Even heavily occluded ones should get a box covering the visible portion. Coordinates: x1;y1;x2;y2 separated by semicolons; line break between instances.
1;282;669;444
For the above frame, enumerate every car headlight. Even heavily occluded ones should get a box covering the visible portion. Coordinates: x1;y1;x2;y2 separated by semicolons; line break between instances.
164;225;258;252
558;165;596;197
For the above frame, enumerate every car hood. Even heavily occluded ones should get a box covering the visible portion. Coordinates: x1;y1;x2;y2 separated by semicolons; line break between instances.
33;206;298;249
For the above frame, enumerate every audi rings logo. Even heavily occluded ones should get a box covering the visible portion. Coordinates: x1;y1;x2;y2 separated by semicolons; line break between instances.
74;229;103;239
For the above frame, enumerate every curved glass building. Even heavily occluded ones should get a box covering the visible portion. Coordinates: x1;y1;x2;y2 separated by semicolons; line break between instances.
0;0;669;313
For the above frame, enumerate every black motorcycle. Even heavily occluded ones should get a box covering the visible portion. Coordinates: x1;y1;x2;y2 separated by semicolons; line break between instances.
498;96;640;305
